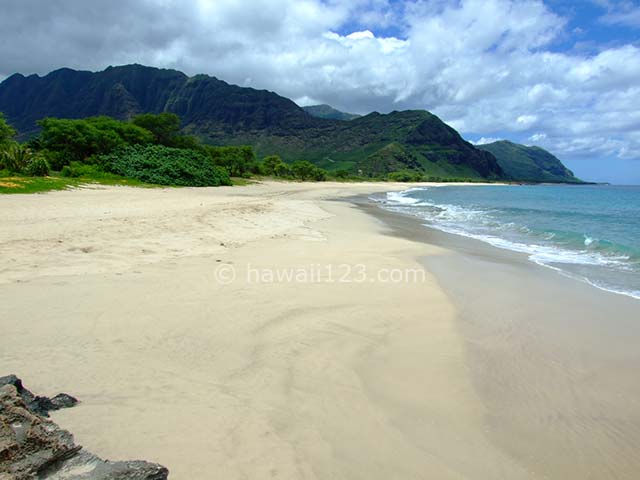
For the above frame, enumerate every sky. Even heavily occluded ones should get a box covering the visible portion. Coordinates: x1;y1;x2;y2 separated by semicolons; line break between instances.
1;0;639;183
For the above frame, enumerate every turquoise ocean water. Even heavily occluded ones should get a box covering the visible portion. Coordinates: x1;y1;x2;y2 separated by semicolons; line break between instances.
379;185;640;300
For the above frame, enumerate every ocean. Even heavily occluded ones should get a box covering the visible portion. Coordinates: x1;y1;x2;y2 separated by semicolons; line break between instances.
379;184;640;300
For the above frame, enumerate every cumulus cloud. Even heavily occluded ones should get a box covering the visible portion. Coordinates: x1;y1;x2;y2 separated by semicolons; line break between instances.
0;0;639;164
528;133;548;142
470;137;503;145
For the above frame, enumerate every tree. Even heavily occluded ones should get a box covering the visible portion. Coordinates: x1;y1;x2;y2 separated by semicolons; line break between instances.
131;112;181;146
0;113;16;145
290;160;326;181
0;144;32;172
206;145;257;177
37;116;153;169
0;144;49;176
262;155;287;176
274;162;291;177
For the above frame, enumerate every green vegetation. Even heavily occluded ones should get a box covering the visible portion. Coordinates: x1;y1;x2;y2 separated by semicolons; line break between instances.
0;144;48;176
302;104;361;121
0;107;499;195
0;174;74;194
214;110;504;181
0;115;52;177
0;112;261;193
131;112;200;149
261;155;292;177
0;113;16;145
36;116;153;169
102;145;231;187
477;140;583;183
205;145;258;177
290;160;327;181
0;65;506;181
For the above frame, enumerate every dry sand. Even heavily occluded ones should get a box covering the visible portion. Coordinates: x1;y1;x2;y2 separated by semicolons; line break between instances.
0;181;531;479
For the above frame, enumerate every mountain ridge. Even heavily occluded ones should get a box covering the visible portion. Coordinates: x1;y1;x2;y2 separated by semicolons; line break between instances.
302;104;361;121
1;64;505;179
477;140;582;183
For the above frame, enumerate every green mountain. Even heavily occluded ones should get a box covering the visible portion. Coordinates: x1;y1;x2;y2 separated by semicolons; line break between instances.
476;140;582;183
302;104;361;121
0;64;505;179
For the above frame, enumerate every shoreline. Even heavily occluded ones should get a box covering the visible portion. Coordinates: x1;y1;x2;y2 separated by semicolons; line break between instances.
360;193;640;479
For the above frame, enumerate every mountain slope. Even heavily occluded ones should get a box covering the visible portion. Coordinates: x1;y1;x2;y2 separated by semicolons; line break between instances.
302;104;360;121
0;64;505;179
477;140;581;183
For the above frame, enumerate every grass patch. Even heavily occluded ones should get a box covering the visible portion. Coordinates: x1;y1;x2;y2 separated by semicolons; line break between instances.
0;175;75;194
0;171;160;194
230;177;256;186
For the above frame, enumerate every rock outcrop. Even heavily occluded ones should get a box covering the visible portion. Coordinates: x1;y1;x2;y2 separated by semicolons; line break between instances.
0;376;169;479
0;375;78;418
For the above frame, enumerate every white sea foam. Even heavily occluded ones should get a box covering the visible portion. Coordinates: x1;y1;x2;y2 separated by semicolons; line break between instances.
385;188;428;205
382;187;640;300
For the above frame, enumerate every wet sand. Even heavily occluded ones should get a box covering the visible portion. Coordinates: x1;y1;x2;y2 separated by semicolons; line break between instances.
364;198;640;479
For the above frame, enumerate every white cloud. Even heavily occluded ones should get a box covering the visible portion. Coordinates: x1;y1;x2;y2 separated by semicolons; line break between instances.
470;137;503;145
0;0;639;163
597;0;640;28
529;133;547;142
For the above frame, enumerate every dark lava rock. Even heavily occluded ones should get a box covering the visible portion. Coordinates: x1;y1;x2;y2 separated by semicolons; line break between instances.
0;375;78;417
50;393;79;410
0;376;169;479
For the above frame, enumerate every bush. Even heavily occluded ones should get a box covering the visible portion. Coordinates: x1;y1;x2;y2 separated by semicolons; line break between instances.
0;143;33;173
24;155;50;176
0;113;16;145
205;145;257;177
262;155;286;176
60;162;103;178
387;170;426;182
332;169;351;179
274;162;291;178
37;116;154;168
102;145;231;187
290;160;327;181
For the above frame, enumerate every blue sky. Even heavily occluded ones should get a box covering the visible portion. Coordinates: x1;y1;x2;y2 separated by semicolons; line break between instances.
1;0;639;183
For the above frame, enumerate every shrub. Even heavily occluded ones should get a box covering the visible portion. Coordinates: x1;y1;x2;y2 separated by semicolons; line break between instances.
0;144;33;173
102;145;231;187
332;169;351;179
387;170;426;182
132;113;181;146
60;162;103;178
24;155;50;176
37;116;154;168
206;145;257;177
0;113;16;145
290;160;327;181
274;162;291;178
262;155;285;176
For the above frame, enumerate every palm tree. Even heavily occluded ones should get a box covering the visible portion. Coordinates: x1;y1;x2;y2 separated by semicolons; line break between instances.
0;144;34;173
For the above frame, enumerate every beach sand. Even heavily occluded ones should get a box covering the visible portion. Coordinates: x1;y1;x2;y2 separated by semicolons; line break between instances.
366;200;640;480
2;181;639;479
1;181;529;479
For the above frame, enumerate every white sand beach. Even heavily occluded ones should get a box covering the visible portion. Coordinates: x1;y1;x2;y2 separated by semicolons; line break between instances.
0;181;530;479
